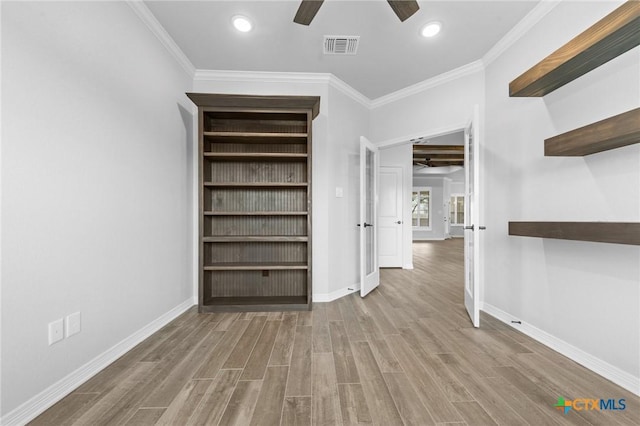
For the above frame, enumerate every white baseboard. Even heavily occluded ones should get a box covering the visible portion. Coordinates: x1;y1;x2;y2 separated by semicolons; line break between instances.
1;299;195;426
313;285;359;302
403;263;414;270
481;302;640;396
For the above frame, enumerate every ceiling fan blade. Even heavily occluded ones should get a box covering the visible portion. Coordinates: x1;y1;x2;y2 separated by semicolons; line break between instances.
387;0;419;22
294;0;324;25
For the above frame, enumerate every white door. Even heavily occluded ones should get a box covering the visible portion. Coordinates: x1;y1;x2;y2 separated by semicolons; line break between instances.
464;105;483;327
360;136;380;297
378;166;403;268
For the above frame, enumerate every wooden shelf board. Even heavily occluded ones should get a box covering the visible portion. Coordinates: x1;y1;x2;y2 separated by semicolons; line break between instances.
545;107;640;156
204;211;308;216
204;262;308;271
204;131;307;139
509;1;640;97
203;182;308;188
203;236;309;243
187;93;320;119
204;152;308;162
200;296;310;312
509;221;640;245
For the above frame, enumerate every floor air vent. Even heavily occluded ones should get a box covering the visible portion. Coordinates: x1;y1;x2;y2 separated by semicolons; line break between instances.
323;36;359;55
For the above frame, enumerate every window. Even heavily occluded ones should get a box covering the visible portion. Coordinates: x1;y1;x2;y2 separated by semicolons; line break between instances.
450;194;465;225
411;187;431;229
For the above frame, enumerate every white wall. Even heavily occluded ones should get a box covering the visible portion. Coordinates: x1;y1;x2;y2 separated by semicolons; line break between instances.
1;1;193;416
327;86;370;296
371;71;485;146
484;0;640;391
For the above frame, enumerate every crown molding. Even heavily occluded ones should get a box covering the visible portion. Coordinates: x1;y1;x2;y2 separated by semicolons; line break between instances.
126;0;195;78
370;60;484;109
326;75;372;108
482;0;561;67
193;70;372;109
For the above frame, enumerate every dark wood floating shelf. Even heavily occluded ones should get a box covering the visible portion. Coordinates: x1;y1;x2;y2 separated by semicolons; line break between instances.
204;211;308;216
203;236;309;243
204;262;308;271
203;182;308;188
509;1;640;97
204;152;308;162
545;107;640;156
509;222;640;245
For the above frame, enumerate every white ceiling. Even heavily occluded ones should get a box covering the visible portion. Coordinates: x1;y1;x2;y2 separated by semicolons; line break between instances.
146;0;539;99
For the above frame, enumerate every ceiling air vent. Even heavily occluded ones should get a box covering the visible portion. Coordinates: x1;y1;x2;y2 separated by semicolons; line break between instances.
323;36;359;55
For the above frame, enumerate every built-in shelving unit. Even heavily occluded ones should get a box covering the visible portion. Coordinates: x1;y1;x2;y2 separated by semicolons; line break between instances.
509;222;640;246
187;93;320;312
509;1;640;97
545;107;640;156
508;2;640;246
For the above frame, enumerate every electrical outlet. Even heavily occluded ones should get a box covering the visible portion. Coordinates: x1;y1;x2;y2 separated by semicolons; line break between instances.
66;312;81;337
48;319;64;345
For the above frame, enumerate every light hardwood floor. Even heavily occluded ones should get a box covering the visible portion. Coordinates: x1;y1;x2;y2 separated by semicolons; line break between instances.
31;240;639;425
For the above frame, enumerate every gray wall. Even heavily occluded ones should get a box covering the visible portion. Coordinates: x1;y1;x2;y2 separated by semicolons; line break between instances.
484;0;639;389
2;2;193;415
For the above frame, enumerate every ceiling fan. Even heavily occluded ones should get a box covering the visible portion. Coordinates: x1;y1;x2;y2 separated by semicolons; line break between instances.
294;0;420;25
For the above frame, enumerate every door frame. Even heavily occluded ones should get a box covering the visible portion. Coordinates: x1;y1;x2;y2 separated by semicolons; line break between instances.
375;116;484;321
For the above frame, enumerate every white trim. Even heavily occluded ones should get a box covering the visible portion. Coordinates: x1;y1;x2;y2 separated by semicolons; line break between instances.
370;61;484;109
1;299;195;426
377;122;468;149
412;238;446;241
313;284;359;302
481;302;640;397
193;70;372;109
403;263;414;270
126;1;195;77
482;0;561;67
327;75;371;108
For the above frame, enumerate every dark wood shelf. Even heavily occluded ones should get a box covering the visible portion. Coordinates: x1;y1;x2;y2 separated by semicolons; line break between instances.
204;211;308;216
509;1;640;97
204;152;308;162
190;93;316;312
204;262;308;271
509;221;640;245
203;236;309;243
200;296;310;312
545;107;640;156
186;93;320;119
204;131;308;142
203;182;308;188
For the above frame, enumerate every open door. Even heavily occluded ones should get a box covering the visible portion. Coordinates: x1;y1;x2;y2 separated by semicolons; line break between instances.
360;136;380;297
464;105;483;327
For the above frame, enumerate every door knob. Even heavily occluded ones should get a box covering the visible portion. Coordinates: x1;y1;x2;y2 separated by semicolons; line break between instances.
464;225;474;231
395;221;402;224
363;223;373;228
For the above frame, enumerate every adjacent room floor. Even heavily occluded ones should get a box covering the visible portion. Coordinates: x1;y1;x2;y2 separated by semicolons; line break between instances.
31;240;639;425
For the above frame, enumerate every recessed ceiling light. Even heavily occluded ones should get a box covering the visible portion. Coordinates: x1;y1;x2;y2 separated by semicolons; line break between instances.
232;15;253;32
421;21;441;38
